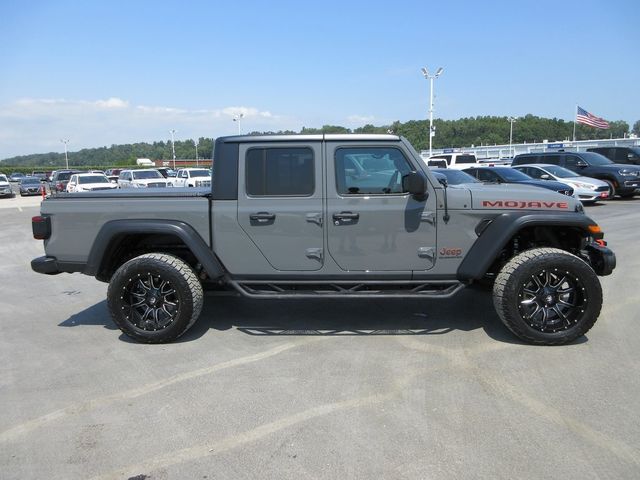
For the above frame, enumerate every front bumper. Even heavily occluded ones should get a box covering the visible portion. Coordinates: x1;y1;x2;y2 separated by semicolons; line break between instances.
584;242;616;276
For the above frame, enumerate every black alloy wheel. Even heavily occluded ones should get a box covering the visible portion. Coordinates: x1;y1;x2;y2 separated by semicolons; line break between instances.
107;253;203;343
493;248;602;345
517;269;586;333
122;273;180;332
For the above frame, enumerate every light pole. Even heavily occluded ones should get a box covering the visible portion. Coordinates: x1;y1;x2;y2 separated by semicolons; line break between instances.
169;129;177;169
60;139;70;169
233;113;244;135
421;66;444;158
194;139;199;167
508;117;516;158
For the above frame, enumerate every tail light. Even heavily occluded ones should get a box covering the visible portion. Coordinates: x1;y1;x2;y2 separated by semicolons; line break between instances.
32;216;51;240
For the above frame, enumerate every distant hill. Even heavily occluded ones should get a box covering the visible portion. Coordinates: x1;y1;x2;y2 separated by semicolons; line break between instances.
1;115;631;167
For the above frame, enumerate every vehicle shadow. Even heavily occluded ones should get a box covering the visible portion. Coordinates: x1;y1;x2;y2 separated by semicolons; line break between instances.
57;290;588;346
190;288;541;345
58;301;118;330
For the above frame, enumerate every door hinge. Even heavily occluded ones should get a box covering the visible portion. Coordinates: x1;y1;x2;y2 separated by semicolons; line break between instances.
306;212;323;226
305;248;323;262
421;211;436;225
418;247;436;263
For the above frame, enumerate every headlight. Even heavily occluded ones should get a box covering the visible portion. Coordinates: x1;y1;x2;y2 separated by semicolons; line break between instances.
619;169;637;176
134;183;147;188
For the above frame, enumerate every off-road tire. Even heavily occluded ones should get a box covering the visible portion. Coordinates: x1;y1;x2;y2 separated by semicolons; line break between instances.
493;248;602;345
107;253;203;343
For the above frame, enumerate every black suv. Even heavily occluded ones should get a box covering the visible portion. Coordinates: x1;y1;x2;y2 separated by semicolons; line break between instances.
512;151;640;198
587;146;640;166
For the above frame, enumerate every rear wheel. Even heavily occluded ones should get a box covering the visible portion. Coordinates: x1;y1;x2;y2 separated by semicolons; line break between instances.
493;248;602;345
107;253;203;343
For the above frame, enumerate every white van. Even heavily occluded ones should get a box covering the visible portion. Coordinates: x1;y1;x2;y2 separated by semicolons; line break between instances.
428;153;478;170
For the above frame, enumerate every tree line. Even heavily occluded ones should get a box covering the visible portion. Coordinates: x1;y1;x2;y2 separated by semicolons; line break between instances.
2;116;638;167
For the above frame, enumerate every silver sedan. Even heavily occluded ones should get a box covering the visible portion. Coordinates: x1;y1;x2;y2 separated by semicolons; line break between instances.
514;164;610;203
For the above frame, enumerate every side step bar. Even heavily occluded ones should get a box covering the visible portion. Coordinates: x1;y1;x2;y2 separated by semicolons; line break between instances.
229;280;466;299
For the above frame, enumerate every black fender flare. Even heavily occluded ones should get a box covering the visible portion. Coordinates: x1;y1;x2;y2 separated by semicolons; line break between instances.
86;219;225;281
456;212;598;280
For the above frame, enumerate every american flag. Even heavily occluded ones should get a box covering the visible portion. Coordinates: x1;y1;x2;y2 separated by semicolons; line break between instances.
576;106;610;129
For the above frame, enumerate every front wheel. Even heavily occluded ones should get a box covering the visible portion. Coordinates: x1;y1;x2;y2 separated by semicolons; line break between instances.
493;248;603;345
107;253;203;343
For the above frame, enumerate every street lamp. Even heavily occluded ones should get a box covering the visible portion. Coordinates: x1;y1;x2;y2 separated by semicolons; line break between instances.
421;66;444;158
60;139;70;169
169;129;177;169
233;113;244;135
194;139;199;167
508;117;517;158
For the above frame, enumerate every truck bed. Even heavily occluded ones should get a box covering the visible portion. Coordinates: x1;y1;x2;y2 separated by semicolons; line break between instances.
40;189;211;264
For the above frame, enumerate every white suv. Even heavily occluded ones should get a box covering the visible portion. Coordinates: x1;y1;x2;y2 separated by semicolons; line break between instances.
172;168;212;188
427;153;478;170
66;173;118;192
118;169;172;188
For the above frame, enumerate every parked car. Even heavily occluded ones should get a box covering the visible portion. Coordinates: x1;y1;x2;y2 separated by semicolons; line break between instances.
66;173;119;192
31;171;47;181
117;169;172;188
9;172;25;182
428;152;478;170
512;151;640;198
172;168;212;187
463;166;574;196
587;146;640;166
18;177;44;196
513;164;609;203
49;170;82;193
430;168;481;185
0;174;13;197
156;167;176;178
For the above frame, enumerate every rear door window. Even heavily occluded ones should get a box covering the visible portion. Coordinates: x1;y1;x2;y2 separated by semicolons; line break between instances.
246;147;314;196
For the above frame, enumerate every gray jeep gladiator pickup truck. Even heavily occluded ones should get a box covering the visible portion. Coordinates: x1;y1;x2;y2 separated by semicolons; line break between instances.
31;134;616;345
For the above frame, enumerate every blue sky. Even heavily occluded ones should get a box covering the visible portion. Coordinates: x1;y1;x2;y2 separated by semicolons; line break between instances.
0;0;638;158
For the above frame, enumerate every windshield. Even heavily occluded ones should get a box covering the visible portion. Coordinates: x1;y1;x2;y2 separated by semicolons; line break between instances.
433;169;480;185
78;175;109;184
0;175;8;182
581;152;613;166
541;165;579;178
133;170;162;179
189;169;211;177
456;154;477;164
496;168;532;181
21;177;40;185
56;172;74;181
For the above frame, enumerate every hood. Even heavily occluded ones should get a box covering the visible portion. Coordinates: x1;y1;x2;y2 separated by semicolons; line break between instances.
77;182;118;190
590;163;640;173
515;179;572;191
465;183;580;212
134;178;170;186
562;176;609;187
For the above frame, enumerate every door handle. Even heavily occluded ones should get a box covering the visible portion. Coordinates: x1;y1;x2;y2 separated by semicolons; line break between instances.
332;212;359;221
250;212;276;222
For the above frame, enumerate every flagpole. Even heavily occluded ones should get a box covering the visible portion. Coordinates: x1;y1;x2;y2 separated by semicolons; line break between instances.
572;105;577;142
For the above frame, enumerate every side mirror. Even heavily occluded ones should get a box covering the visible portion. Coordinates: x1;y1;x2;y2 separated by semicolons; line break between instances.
540;174;550;180
576;161;588;168
402;172;428;201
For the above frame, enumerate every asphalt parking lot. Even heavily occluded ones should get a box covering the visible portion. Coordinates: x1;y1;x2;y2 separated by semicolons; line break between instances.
1;194;639;479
